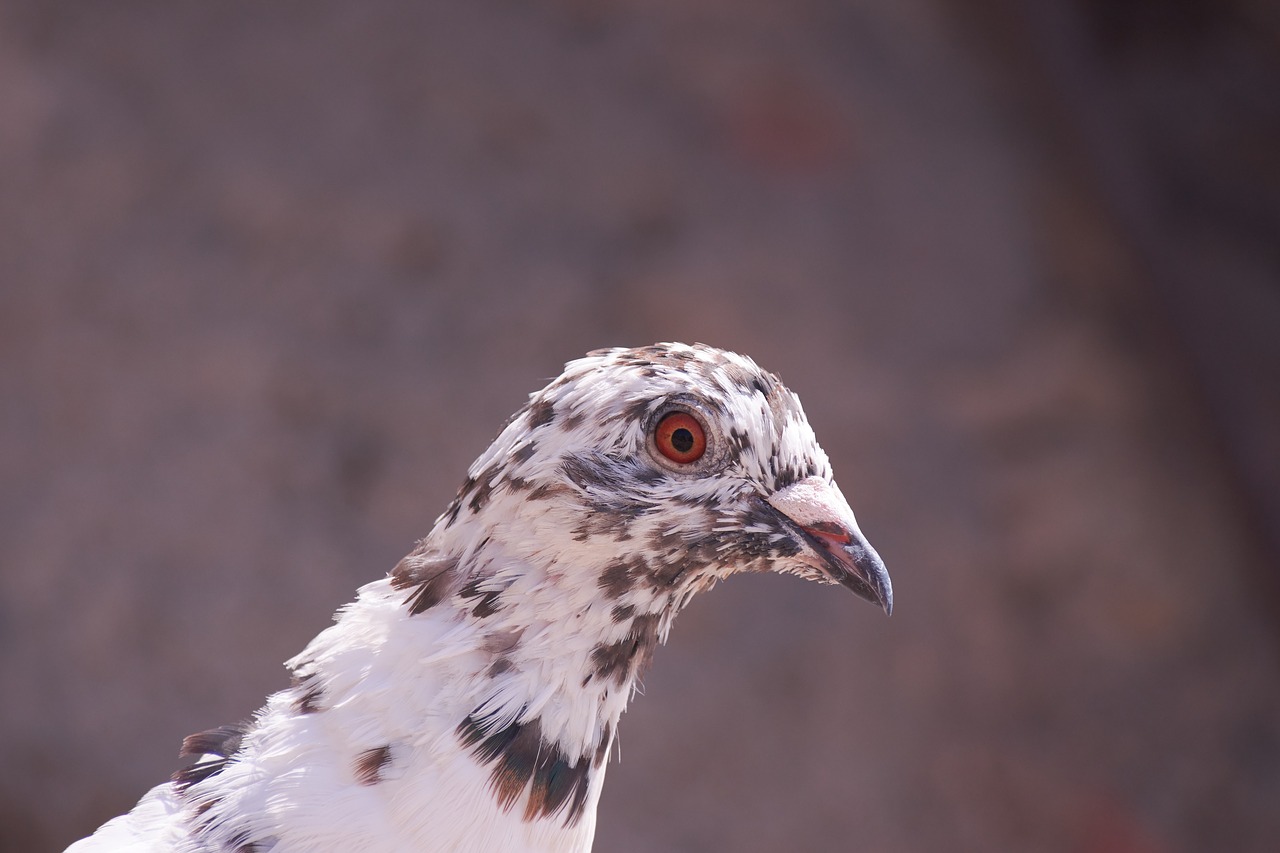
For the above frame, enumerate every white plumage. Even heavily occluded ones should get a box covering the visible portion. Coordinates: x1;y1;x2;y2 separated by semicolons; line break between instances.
69;343;891;853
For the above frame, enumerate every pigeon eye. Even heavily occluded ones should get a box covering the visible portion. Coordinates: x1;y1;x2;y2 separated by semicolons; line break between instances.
654;411;706;464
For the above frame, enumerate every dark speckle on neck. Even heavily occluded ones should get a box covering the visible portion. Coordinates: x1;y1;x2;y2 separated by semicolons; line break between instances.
173;723;248;790
291;676;324;715
354;745;394;786
589;612;660;687
390;551;460;616
527;397;556;429
597;556;647;599
459;578;503;618
457;710;594;827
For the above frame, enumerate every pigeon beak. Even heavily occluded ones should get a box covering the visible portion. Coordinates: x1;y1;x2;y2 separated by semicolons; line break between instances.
765;477;893;615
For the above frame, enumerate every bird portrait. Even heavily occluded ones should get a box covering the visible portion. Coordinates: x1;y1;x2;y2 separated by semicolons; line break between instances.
68;342;891;853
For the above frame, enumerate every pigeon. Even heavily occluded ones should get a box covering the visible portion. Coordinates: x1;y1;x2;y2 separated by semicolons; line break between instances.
68;342;892;853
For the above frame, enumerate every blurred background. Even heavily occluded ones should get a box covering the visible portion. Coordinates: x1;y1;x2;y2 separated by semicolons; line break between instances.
2;1;1278;850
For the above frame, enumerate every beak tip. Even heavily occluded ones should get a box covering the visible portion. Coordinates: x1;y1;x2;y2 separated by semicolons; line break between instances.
763;480;894;618
840;547;893;617
864;570;893;617
828;552;892;616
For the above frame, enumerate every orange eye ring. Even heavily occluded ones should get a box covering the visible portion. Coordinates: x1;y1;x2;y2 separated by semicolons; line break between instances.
654;411;707;464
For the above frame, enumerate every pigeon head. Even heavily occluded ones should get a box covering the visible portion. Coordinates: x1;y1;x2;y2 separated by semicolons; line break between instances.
71;342;892;853
430;342;891;618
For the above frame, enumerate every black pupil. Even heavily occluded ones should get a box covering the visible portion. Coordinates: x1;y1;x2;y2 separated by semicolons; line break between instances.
670;427;695;454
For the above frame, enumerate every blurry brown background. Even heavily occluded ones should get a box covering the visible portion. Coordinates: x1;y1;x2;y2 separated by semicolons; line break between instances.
2;1;1279;851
